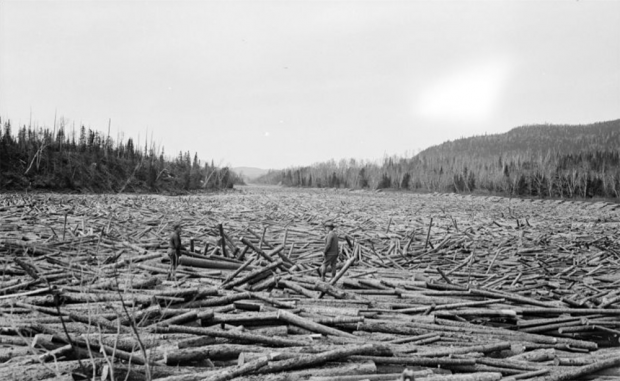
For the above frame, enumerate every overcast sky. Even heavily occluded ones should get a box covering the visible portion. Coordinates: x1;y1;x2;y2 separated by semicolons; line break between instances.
1;1;619;169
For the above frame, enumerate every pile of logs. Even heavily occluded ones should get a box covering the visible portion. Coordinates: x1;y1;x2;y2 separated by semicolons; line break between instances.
0;188;619;381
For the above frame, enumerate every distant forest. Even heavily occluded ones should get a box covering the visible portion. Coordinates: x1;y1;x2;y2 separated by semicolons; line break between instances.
0;118;243;193
256;120;620;199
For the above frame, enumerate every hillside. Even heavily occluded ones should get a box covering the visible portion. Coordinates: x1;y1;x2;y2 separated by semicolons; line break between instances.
256;119;620;199
0;119;243;193
419;119;620;160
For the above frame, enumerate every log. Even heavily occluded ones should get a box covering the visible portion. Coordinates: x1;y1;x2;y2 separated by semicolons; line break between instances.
218;223;229;257
500;369;550;381
277;310;359;339
15;302;131;333
313;280;365;300
165;344;269;364
508;348;556;362
382;298;506;314
0;345;34;362
232;361;378;381
246;290;296;309
279;280;319;298
148;369;219;381
435;310;518;319
469;288;560;308
256;343;386;374
241;237;276;263
209;311;280;326
307;372;429;381
153;324;307;348
221;260;283;290
521;308;620;315
178;291;252;308
79;333;192;352
177;335;217;349
310;372;503;381
98;363;194;381
318;256;356;298
2;187;619;381
416;342;512;357
536;356;620;381
203;356;271;381
221;257;255;287
151;311;198;327
0;359;105;381
349;355;476;366
179;256;245;270
475;357;543;371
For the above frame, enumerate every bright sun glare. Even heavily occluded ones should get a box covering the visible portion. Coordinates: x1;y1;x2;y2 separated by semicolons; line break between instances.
416;60;510;123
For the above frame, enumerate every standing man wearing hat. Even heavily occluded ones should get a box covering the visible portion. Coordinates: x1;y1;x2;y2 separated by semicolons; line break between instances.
320;222;339;281
168;223;185;281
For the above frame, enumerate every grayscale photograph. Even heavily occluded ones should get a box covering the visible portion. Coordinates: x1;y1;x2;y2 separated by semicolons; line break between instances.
0;1;619;380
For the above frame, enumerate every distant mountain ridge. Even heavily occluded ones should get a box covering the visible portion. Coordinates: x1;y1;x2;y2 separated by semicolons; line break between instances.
233;167;270;181
418;119;620;160
255;119;620;199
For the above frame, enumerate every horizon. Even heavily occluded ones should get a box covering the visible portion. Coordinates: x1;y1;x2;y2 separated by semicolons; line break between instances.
1;115;619;172
2;1;619;170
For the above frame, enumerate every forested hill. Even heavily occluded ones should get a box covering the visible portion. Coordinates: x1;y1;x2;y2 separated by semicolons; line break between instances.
0;118;243;193
256;119;620;199
420;120;620;160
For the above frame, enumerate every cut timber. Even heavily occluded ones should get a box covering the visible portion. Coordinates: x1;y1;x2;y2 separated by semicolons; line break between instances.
221;260;283;290
0;359;105;381
538;356;620;381
416;342;512;357
233;361;378;381
277;310;359;339
256;343;387;374
165;344;269;365
180;256;246;270
1;188;619;381
203;356;271;381
153;324;307;347
313;281;365;300
350;355;476;366
279;280;319;298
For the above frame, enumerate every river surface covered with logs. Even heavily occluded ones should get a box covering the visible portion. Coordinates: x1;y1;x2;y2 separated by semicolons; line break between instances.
1;186;619;381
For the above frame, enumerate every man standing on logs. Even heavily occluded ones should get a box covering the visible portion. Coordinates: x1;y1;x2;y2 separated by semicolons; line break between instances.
320;222;339;281
168;223;185;280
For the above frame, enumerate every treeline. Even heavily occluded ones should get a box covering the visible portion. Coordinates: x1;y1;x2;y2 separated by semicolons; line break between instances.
0;118;243;193
256;120;620;199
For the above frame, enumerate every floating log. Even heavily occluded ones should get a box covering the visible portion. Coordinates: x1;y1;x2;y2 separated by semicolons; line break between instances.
255;343;386;374
153;324;307;347
179;256;246;270
221;260;283;290
277;310;359;339
1;188;618;381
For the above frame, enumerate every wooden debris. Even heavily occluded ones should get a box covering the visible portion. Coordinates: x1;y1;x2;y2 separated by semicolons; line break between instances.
0;188;618;380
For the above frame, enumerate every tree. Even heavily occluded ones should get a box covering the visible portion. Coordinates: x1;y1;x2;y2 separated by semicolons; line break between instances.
126;138;135;160
87;129;96;150
2;121;13;145
377;173;391;189
358;168;369;188
400;172;411;189
330;172;339;188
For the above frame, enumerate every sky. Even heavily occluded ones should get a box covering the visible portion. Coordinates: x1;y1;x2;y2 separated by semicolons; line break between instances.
1;1;619;170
